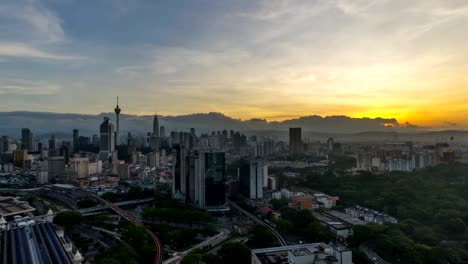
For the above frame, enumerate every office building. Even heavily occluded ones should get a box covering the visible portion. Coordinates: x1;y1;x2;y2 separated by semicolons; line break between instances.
98;117;115;161
239;159;264;199
148;152;160;168
1;136;10;153
48;135;57;157
48;156;66;179
189;149;226;210
172;144;188;199
73;129;79;152
21;128;33;152
13;149;28;167
70;158;89;178
60;141;72;164
160;126;165;137
153;114;160;137
289;127;303;153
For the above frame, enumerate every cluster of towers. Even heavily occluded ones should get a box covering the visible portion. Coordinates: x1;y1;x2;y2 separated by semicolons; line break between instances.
97;97;162;161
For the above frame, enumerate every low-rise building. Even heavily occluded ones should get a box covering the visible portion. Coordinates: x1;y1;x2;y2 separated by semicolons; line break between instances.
252;243;352;264
345;206;398;224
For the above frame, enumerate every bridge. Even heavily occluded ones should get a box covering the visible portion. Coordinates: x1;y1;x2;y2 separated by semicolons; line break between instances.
229;201;287;246
86;193;163;264
78;198;156;215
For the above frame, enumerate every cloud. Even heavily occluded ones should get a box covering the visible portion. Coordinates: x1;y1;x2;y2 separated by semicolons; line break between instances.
0;0;65;43
0;79;61;95
0;42;80;60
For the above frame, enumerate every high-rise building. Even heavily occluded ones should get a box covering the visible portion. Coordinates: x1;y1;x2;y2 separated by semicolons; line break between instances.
92;134;100;147
48;156;65;179
172;144;188;199
114;97;122;147
70;158;89;178
21;128;33;152
73;129;79;152
190;149;226;209
147;152;160;168
160;126;166;137
60;141;72;164
239;159;264;199
190;128;196;136
289;127;303;153
98;117;115;161
48;135;57;157
153;114;160;137
13;149;28;167
1;136;10;153
327;137;334;152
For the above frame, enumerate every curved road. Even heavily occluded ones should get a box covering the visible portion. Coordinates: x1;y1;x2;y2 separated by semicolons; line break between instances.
87;192;164;264
360;242;389;264
228;201;287;246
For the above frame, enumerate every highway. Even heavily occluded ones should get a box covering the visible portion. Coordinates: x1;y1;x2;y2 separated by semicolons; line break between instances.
360;242;390;264
228;201;287;246
78;197;156;214
87;192;164;264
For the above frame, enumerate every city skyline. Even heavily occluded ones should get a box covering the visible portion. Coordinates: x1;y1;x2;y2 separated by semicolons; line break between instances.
1;1;468;127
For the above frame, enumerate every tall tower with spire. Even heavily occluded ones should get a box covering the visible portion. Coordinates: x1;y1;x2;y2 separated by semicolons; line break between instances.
114;96;121;147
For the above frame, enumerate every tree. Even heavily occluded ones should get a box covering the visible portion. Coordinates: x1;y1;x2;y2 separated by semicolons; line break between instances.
218;243;251;264
181;253;203;264
294;209;313;227
127;185;143;199
248;225;275;249
271;198;289;210
95;244;139;264
53;211;83;230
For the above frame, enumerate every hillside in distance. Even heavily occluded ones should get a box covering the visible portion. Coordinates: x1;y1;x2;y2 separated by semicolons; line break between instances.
0;111;465;142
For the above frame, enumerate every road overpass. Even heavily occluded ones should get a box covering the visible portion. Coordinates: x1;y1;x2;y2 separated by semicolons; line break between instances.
78;198;155;214
86;193;163;264
228;201;287;246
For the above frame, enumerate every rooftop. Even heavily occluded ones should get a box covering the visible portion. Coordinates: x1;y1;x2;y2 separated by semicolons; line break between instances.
0;222;77;264
0;197;36;217
252;243;351;264
324;210;366;226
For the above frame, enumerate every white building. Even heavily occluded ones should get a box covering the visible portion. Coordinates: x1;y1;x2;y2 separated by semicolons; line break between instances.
70;158;89;178
252;243;352;264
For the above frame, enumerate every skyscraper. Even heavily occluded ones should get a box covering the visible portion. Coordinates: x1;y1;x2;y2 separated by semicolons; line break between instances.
114;97;122;147
289;127;303;153
98;117;115;161
160;126;166;137
153;114;160;137
239;159;264;199
49;135;57;157
21;128;33;152
73;129;79;152
172;143;188;199
1;136;10;153
189;149;226;209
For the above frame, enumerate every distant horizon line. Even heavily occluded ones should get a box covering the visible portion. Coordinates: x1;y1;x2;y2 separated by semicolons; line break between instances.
0;110;398;121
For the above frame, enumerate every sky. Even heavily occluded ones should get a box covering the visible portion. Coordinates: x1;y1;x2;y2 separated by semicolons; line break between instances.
0;0;468;128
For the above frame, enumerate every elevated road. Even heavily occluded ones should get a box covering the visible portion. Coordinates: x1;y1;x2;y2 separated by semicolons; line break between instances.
78;198;155;214
87;193;163;264
228;201;287;246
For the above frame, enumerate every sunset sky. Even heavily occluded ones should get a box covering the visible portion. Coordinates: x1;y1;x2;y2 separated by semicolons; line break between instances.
0;0;467;128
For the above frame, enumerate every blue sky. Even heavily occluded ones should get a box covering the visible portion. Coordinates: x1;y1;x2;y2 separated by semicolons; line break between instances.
1;0;468;127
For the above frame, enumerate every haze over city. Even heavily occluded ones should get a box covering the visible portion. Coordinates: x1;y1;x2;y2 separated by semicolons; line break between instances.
1;0;468;128
3;1;468;264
